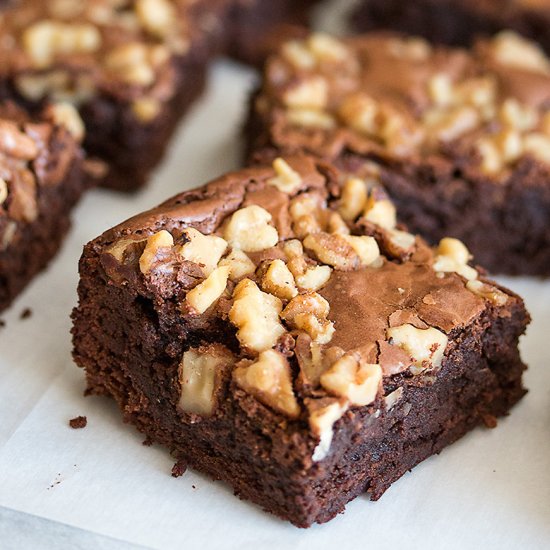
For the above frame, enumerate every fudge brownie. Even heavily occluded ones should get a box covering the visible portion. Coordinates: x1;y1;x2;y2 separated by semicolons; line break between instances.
0;0;232;192
353;0;550;53
246;32;550;275
0;100;91;311
72;155;529;527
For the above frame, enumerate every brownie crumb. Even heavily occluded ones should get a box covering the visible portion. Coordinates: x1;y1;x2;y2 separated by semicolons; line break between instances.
171;460;188;478
0;320;5;328
142;437;153;447
482;414;498;429
192;485;196;489
69;416;87;429
19;307;32;320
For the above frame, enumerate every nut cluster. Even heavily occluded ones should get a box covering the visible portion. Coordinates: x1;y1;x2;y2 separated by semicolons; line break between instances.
271;31;550;175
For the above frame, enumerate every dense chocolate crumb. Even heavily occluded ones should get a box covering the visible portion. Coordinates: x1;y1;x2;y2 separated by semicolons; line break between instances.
171;460;188;478
69;416;87;429
0;320;5;328
19;308;32;320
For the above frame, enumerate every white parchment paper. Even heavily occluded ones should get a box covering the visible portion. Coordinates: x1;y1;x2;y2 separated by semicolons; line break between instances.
0;35;549;550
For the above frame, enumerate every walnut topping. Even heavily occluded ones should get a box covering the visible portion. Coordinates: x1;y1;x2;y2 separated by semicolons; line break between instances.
491;31;550;74
0;178;8;205
229;279;285;352
233;350;300;418
433;237;477;280
179;345;234;417
132;97;162;123
281;292;334;344
363;195;397;230
281;40;316;70
105;236;147;263
267;158;302;194
303;232;359;270
283;240;332;292
499;99;538;132
386;324;448;373
46;102;85;141
523;133;550;163
135;0;176;38
23;20;101;68
295;334;344;387
185;266;229;315
176;228;227;276
308;33;350;63
286;108;336;130
261;259;298;300
308;398;348;462
384;387;404;410
341;235;380;266
104;43;165;86
218;249;255;281
139;230;174;274
282;76;328;110
320;355;382;406
289;193;325;238
339;177;368;221
0;121;38;160
387;36;432;61
223;205;279;253
466;280;509;306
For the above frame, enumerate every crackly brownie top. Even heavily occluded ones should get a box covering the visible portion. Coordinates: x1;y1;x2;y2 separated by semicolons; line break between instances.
97;155;515;460
0;100;83;251
253;31;550;180
0;0;224;122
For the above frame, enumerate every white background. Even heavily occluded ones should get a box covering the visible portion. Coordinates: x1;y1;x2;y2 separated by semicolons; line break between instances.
0;2;549;548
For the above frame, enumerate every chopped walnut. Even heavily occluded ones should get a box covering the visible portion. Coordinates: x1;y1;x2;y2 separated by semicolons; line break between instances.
295;333;344;387
338;92;378;136
179;345;234;417
229;279;285;352
218;248;255;281
0;121;38;160
384;387;404;410
47;102;85;141
499;99;538;132
261;259;298;301
281;40;316;70
176;227;227;276
303;232;359;270
386;323;448;373
308;398;349;462
308;33;349;63
286;108;336;130
320;355;382;406
433;237;477;280
139;230;174;274
491;31;550;74
339;177;368;221
523;133;550;163
132;97;161;123
185;266;229;315
135;0;176;38
267;158;302;194
0;178;8;205
23;20;101;68
289;193;325;239
104;42;163;86
363;195;397;230
281;292;334;344
466;280;509;306
327;212;350;235
387;36;432;61
223;205;279;253
233;350;300;418
282;76;328;110
341;235;380;266
283;239;332;291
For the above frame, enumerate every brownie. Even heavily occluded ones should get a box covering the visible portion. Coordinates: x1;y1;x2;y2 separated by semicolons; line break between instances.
353;0;550;53
71;155;529;527
0;100;91;311
0;1;320;192
246;32;550;276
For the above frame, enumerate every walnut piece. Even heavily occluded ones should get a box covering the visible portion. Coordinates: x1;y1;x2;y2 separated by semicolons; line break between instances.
386;323;448;373
320;355;382;406
233;350;300;418
295;333;344;387
23;20;101;68
281;292;335;344
132;97;162;123
491;31;550;74
218;248;256;281
339;177;368;221
179;345;234;417
0;178;8;205
284;239;332;291
0;121;38;160
47;102;85;141
135;0;176;38
308;399;349;462
363;196;397;230
267;158;302;194
177;227;227;276
229;279;285;352
261;259;298;300
282;76;328;110
223;205;279;253
303;232;359;270
433;237;477;280
139;230;174;274
185;266;229;315
466;280;509;306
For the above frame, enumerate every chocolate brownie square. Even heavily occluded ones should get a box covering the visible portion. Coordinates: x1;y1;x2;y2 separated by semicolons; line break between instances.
72;155;529;526
0;101;91;311
353;0;550;53
246;32;550;275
